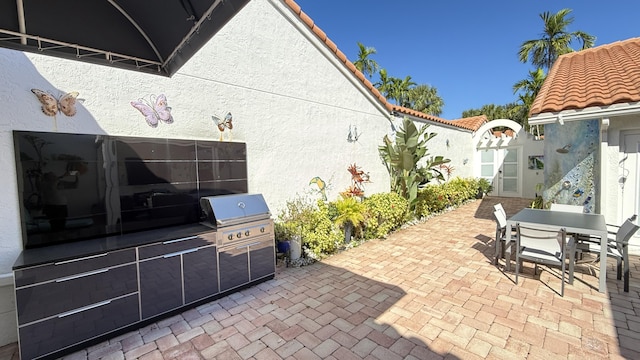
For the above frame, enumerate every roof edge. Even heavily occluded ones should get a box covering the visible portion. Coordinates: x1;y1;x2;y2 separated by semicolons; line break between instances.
529;102;640;125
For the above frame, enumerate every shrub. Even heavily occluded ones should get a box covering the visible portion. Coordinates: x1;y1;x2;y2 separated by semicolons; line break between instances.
362;192;409;239
275;195;342;259
300;200;343;258
415;177;480;218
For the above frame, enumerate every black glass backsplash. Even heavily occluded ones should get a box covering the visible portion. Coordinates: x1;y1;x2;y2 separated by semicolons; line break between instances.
13;131;248;248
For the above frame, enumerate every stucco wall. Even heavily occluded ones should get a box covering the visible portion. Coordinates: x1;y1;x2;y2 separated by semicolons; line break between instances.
0;0;404;346
602;114;640;253
394;116;476;180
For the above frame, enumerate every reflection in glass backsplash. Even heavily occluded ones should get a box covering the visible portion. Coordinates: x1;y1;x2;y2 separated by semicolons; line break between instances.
13;131;248;248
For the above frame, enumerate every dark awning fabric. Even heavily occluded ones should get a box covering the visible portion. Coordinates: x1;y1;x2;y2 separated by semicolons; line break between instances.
0;0;250;77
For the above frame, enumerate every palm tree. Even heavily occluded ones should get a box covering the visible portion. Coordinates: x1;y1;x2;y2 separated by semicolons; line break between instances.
518;8;595;71
407;84;444;116
353;42;379;79
388;75;416;107
513;68;547;131
375;68;392;98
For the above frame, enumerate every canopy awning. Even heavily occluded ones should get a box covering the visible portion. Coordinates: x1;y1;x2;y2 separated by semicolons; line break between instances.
0;0;250;77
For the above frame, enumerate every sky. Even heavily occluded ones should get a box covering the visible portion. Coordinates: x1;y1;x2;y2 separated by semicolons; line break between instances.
295;0;640;120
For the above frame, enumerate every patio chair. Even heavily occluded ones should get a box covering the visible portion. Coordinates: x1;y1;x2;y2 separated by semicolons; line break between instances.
493;209;515;266
494;203;507;218
577;215;639;292
515;224;576;296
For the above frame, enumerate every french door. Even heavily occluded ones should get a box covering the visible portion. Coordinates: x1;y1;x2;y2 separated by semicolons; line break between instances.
479;147;521;197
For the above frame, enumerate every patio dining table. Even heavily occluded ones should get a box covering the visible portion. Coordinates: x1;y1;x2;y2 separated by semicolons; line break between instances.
506;208;608;293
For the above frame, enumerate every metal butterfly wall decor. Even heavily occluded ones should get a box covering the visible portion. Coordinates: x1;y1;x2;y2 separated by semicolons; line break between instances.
31;88;80;131
131;94;174;128
212;112;233;141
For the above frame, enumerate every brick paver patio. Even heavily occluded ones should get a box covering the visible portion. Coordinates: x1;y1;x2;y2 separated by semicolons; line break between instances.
2;196;640;359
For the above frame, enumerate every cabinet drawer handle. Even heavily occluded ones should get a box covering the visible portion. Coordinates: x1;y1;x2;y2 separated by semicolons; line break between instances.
58;300;112;318
56;268;109;282
163;248;199;258
54;252;109;265
234;242;260;250
163;236;198;244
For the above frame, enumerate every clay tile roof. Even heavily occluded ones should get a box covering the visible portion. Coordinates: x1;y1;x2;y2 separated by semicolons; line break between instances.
394;106;487;131
530;37;640;116
283;0;486;132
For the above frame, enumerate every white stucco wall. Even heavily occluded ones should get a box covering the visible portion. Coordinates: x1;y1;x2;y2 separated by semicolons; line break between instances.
0;0;404;346
395;115;476;179
601;114;640;253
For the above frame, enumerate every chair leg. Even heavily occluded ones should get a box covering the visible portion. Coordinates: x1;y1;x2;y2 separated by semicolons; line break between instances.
561;259;565;297
623;245;630;293
617;258;623;281
568;242;576;285
515;253;519;284
494;229;501;265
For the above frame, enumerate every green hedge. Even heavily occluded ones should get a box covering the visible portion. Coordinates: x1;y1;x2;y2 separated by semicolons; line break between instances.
275;177;484;260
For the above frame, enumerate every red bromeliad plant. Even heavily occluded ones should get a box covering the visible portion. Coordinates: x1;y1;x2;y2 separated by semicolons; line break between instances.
341;163;370;198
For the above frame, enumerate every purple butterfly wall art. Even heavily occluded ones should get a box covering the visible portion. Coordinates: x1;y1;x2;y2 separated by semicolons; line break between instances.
131;94;174;128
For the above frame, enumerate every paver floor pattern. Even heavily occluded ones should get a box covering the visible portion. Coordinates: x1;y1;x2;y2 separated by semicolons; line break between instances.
2;197;640;359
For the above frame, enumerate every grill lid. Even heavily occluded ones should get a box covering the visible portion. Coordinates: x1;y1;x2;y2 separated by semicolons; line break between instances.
200;193;271;228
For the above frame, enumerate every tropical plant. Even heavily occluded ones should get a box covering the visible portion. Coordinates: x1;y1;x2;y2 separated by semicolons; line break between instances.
378;117;450;212
375;68;392;98
407;84;444;116
512;68;547;132
477;178;493;197
334;196;366;243
518;8;595;71
388;75;416;107
353;42;379;79
341;163;370;198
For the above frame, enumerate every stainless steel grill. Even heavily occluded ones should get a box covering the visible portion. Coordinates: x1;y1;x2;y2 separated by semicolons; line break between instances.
199;193;273;246
200;193;275;293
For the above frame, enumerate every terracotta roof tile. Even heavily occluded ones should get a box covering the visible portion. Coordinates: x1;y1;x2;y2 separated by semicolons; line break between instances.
530;37;640;115
284;0;486;132
393;106;487;131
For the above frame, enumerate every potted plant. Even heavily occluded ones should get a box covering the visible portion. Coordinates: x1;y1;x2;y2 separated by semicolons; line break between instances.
476;178;493;199
334;196;365;244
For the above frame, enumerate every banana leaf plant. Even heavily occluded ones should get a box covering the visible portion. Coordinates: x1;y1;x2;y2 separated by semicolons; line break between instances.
379;117;450;212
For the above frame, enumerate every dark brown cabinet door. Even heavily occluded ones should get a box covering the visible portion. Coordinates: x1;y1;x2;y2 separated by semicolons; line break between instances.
218;244;249;292
139;255;182;319
249;239;275;281
183;245;218;304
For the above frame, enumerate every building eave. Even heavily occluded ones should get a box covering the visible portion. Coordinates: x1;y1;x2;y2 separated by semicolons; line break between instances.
529;102;640;125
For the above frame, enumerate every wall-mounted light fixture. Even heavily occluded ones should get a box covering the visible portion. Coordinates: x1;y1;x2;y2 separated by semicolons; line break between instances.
446;139;450;148
558;114;564;125
556;144;571;153
463;158;468;165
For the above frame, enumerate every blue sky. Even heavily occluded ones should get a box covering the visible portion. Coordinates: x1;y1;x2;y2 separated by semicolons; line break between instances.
295;0;640;120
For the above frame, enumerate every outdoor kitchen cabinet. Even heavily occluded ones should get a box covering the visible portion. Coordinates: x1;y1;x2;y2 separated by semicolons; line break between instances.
219;236;275;292
138;233;218;319
14;248;139;360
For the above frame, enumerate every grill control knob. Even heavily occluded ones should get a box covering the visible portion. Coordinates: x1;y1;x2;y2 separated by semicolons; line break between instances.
236;232;242;239
245;230;250;236
260;227;265;233
227;234;233;240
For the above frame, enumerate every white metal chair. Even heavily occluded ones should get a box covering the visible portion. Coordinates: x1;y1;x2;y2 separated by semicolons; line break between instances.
494;203;507;219
493;209;516;266
577;215;639;292
515;224;576;296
